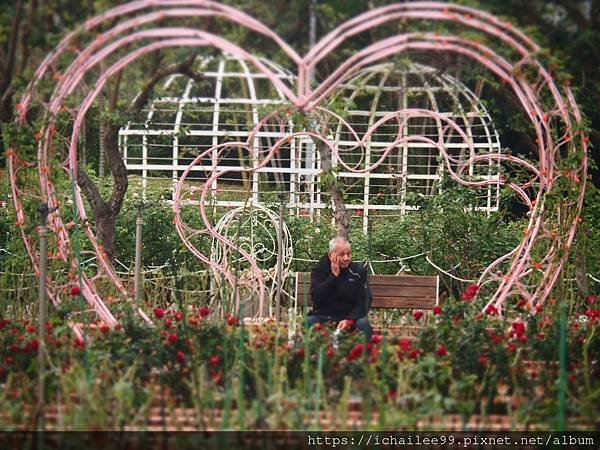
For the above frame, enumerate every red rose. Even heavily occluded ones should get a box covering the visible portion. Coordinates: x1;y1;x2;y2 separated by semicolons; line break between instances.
153;308;165;319
27;325;36;334
174;312;184;322
436;345;448;357
27;339;39;352
370;334;383;344
585;308;600;320
485;305;498;315
478;354;489;366
586;295;597;305
164;319;173;329
461;284;480;301
398;338;412;353
71;285;81;296
177;351;185;364
210;355;220;366
517;298;527;309
413;311;424;321
535;304;544;313
5;356;14;365
507;343;517;353
511;321;526;337
227;315;240;326
167;333;179;345
432;306;442;315
99;323;110;334
199;307;211;318
409;348;422;360
296;348;306;359
347;344;366;361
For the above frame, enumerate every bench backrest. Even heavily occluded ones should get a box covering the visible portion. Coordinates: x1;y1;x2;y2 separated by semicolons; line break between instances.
295;272;439;310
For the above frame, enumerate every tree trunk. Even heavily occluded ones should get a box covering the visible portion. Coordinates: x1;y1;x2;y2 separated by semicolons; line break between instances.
96;212;118;262
312;113;350;239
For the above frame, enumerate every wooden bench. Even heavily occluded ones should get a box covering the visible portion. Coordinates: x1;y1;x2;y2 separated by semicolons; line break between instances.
294;272;440;310
294;272;440;337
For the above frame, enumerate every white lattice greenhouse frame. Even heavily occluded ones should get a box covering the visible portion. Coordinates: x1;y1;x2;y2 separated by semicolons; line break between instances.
120;55;502;232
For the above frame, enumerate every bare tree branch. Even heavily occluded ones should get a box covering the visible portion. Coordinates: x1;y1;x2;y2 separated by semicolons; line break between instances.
128;54;199;112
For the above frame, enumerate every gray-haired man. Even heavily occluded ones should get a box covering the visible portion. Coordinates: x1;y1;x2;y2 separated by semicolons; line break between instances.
306;237;373;340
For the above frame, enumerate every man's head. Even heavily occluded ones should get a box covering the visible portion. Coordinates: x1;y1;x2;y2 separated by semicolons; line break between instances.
328;236;352;269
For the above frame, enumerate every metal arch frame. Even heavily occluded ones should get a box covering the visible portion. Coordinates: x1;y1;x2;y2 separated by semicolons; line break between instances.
8;1;587;331
124;58;503;232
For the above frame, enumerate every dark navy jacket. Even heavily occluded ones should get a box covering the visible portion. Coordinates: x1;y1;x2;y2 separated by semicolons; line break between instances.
309;254;370;320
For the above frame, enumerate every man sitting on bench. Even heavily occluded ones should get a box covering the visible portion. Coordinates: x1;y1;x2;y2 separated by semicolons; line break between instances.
306;236;373;340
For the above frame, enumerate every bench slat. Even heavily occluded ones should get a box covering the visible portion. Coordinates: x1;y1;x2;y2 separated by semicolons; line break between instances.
370;285;437;298
369;275;437;287
372;297;436;309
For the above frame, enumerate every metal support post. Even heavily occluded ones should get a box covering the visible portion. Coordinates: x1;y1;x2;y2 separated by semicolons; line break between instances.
134;202;145;309
37;203;54;431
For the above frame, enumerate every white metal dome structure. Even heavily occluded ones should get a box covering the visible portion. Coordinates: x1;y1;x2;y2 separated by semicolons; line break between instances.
120;55;501;232
119;54;295;198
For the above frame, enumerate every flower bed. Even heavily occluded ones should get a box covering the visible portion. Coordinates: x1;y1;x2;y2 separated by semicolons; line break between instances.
0;296;599;431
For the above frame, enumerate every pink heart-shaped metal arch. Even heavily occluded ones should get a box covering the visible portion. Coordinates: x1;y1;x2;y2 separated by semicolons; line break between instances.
8;1;587;329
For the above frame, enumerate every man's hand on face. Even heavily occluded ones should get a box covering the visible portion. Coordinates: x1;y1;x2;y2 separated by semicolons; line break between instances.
330;251;341;277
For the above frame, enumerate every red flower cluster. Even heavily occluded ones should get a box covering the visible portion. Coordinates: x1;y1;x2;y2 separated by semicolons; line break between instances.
413;311;424;321
153;307;165;319
167;333;179;345
509;321;526;342
227;315;240;326
432;306;442;315
73;337;85;350
346;340;382;363
397;338;422;360
370;334;383;344
436;345;448;357
347;344;365;361
199;307;211;318
485;304;498;315
585;308;600;323
461;284;480;301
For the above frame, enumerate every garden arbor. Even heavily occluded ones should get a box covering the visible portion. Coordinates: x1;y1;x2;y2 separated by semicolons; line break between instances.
7;1;587;332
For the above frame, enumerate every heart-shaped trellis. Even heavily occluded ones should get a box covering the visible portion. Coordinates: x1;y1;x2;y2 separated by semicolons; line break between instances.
8;1;588;330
